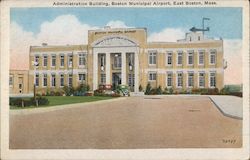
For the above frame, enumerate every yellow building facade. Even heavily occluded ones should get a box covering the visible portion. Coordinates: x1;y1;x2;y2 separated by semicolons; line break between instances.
28;27;225;94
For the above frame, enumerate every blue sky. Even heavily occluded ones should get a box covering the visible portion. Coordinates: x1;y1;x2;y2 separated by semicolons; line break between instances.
11;7;242;39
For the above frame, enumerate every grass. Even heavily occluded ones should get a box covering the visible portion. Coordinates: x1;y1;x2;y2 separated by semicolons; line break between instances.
10;96;116;109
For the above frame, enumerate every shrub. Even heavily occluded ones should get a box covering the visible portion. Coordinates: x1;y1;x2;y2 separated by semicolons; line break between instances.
50;91;56;96
9;96;49;107
63;86;74;96
156;85;163;95
139;85;143;92
145;83;152;95
220;86;231;95
55;91;64;96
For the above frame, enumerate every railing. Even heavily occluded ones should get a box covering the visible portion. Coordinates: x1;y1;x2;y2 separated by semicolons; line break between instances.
112;64;122;70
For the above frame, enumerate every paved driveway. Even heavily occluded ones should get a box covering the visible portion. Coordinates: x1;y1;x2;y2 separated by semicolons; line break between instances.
10;96;242;149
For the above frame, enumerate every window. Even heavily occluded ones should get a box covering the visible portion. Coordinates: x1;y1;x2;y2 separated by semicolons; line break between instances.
43;74;47;87
210;72;216;87
35;55;39;66
177;72;183;87
177;52;183;65
188;51;194;65
68;54;73;68
100;74;106;84
60;74;64;87
60;55;65;67
198;36;200;41
128;74;134;86
51;55;56;67
210;50;216;64
167;52;172;65
79;53;86;66
149;51;157;65
43;55;48;67
68;74;73;87
188;72;194;87
167;72;173;87
9;75;13;86
114;54;121;68
199;72;205;88
148;72;157;81
128;53;134;66
35;74;39;87
198;51;204;65
100;54;106;67
79;73;86;83
51;74;56;87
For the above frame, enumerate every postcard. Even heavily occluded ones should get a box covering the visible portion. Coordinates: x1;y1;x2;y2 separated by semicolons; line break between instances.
1;0;249;159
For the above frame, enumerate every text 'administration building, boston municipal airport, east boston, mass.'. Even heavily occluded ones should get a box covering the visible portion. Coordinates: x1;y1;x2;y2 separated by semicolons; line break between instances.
10;26;226;96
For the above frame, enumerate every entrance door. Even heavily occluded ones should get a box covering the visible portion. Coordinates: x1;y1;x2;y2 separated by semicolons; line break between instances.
18;77;23;94
112;73;121;89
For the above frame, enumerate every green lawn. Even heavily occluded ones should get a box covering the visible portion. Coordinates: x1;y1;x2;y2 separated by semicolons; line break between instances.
10;96;116;109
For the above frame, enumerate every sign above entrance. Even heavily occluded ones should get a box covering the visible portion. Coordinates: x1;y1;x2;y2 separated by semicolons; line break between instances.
93;36;138;47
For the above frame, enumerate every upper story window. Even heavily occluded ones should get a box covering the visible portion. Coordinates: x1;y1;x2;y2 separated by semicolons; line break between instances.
78;53;86;66
43;55;48;67
68;54;73;68
100;54;106;67
9;75;13;87
128;53;134;66
167;52;172;66
51;55;56;67
177;51;183;65
198;51;204;65
148;72;157;81
34;55;39;67
148;51;157;65
210;50;216;65
114;54;121;68
60;55;65;67
187;51;194;65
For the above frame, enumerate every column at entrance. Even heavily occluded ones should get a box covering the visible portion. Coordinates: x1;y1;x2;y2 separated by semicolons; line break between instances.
93;52;98;90
105;52;111;85
121;52;127;85
134;50;139;92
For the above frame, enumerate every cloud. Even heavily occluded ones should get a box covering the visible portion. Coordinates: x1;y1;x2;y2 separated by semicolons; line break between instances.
106;20;131;28
223;39;242;85
148;28;186;42
10;15;98;70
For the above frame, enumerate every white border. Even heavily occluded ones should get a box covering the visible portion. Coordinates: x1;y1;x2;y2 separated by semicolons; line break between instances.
1;0;249;160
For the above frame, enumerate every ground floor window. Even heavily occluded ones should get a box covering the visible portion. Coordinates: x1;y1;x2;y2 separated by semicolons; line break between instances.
35;74;39;87
101;73;106;84
51;74;56;87
128;74;134;87
9;75;13;87
167;72;172;87
177;72;183;87
187;72;194;87
148;72;157;81
43;74;47;87
210;72;216;87
60;74;64;87
68;74;73;87
199;72;205;87
79;73;86;84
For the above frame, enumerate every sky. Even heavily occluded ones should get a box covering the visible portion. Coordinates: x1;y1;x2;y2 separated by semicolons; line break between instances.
10;7;243;84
